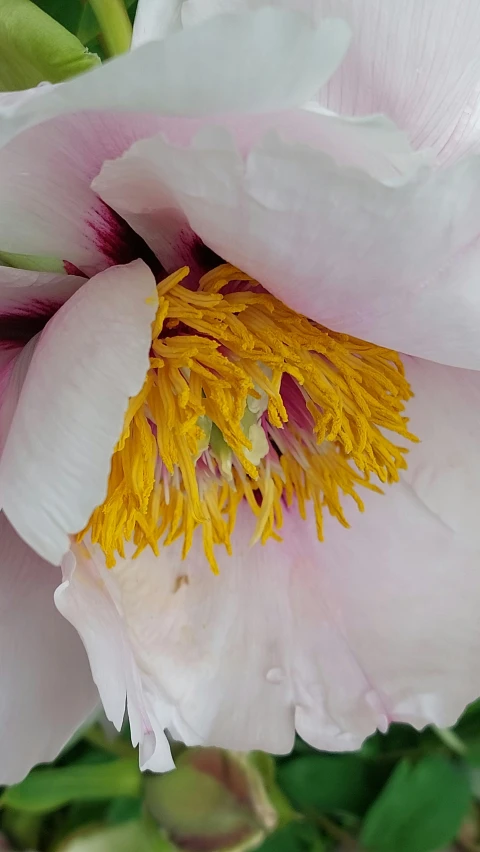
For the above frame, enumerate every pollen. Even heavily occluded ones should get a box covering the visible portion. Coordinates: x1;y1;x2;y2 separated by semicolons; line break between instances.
78;264;417;573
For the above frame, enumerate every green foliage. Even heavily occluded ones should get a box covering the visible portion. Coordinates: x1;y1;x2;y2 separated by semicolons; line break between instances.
3;705;480;852
1;758;141;814
258;820;328;852
278;753;386;817
360;756;471;852
0;0;100;90
32;0;138;58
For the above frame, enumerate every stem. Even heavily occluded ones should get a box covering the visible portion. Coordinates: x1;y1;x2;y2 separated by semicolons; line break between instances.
315;815;358;849
89;0;132;56
433;726;468;757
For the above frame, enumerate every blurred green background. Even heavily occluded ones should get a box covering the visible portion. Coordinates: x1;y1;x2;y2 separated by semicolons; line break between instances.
3;706;480;852
1;1;479;850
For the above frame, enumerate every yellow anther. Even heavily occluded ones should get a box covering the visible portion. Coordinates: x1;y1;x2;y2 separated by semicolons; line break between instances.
78;264;417;572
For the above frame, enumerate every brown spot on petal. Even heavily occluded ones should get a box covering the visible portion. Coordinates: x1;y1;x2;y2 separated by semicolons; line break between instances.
173;574;189;593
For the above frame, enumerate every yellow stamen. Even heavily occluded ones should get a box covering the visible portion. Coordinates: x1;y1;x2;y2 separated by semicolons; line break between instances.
78;264;417;573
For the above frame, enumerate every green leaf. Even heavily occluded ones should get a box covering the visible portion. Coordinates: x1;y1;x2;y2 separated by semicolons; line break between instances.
278;754;384;817
1;758;141;814
107;796;143;825
369;723;427;758
454;701;480;765
0;0;100;91
359;755;471;852
256;821;327;852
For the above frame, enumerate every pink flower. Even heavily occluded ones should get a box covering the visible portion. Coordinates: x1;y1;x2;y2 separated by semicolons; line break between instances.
1;1;480;782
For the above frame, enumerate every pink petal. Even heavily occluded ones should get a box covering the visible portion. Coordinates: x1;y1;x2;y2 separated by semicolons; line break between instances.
0;267;86;334
97;126;480;369
177;0;480;164
0;260;158;565
296;357;480;740
91;142;222;277
54;358;480;758
317;0;480;164
0;113;164;276
0;513;98;784
0;268;85;454
92;108;424;278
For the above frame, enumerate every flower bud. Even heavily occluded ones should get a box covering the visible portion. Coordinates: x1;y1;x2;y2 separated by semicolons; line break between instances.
145;748;277;851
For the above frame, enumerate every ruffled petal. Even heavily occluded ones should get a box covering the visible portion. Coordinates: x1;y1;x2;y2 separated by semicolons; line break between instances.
0;10;350;148
55;550;176;773
92;106;426;285
301;359;480;736
95;125;480;369
308;370;480;735
177;0;480;164
0;514;98;784
0;260;158;565
54;358;480;760
57;513;301;768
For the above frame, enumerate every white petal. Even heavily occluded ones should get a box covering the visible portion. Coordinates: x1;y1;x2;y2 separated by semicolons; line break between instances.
132;0;183;46
97;125;480;369
55;549;176;772
0;113;164;275
0;260;157;565
0;10;350;149
0;514;98;784
91;139;219;277
300;357;480;738
57;519;299;763
0;337;37;458
92;105;426;284
53;358;480;757
400;356;480;543
178;0;480;163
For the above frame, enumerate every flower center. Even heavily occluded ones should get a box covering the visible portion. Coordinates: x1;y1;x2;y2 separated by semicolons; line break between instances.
78;264;417;573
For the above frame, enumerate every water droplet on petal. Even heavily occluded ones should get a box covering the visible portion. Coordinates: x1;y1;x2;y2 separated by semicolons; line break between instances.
266;667;285;684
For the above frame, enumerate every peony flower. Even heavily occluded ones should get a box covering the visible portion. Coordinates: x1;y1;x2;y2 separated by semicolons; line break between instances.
1;0;480;782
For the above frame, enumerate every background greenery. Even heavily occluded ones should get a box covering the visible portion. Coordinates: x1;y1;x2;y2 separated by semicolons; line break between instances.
1;1;478;850
3;705;480;852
